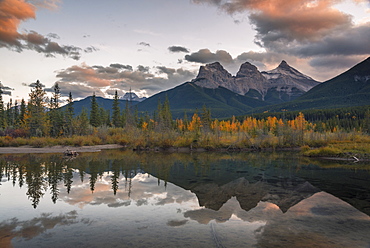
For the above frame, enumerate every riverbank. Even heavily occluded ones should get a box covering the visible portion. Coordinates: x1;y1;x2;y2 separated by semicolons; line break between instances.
0;144;124;154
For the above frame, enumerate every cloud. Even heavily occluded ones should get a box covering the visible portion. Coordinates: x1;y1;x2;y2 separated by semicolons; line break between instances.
166;219;189;227
192;0;370;60
0;82;14;95
168;46;190;53
287;23;370;57
185;49;234;64
0;211;91;247
110;63;133;71
193;0;370;57
138;42;150;47
190;0;370;81
0;0;96;60
55;63;196;99
27;0;62;10
308;56;366;70
84;46;98;53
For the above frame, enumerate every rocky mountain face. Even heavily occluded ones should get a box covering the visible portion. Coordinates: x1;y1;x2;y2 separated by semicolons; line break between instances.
193;61;320;104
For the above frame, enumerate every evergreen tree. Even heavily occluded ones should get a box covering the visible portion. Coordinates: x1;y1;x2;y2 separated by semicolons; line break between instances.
123;99;132;127
0;88;5;129
363;108;370;133
28;80;47;136
13;100;19;128
65;92;74;136
49;83;63;137
161;95;172;129
19;98;27;129
6;99;13;127
112;91;121;127
89;93;100;127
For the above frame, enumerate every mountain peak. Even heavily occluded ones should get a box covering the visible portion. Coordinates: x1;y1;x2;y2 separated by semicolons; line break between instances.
203;62;226;71
236;62;260;78
278;60;291;70
121;92;146;102
194;62;232;82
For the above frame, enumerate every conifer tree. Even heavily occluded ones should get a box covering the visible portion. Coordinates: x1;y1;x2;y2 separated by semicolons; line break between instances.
65;92;74;136
49;83;63;137
123;99;132;127
89;93;100;127
6;99;14;127
161;95;172;129
0;88;5;129
13;100;19;128
112;90;121;127
28;80;47;136
19;98;27;128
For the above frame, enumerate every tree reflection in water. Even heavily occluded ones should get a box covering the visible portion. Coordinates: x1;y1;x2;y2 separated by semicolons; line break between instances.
0;150;369;216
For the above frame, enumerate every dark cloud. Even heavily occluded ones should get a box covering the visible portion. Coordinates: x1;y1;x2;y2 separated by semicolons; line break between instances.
110;63;133;71
55;81;105;98
157;66;176;75
166;219;189;227
0;82;13;95
308;56;366;70
0;82;14;91
47;33;60;39
84;46;98;53
0;0;96;60
138;42;150;47
185;49;233;64
107;201;131;208
137;65;150;73
288;24;370;57
168;46;190;53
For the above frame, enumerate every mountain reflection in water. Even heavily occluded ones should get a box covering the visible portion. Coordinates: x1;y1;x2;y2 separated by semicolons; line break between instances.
0;150;370;248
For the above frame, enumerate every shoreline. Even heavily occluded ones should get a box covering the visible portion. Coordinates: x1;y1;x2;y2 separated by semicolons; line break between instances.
0;145;368;162
0;144;124;154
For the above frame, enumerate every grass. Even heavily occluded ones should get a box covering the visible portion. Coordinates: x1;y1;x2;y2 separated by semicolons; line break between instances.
0;127;369;160
302;141;370;159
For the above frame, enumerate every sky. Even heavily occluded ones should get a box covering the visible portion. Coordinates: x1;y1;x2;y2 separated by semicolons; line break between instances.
0;0;369;103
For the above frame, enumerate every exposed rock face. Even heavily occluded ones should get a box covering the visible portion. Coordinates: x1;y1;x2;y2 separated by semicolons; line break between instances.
193;60;320;103
261;61;320;99
192;62;233;89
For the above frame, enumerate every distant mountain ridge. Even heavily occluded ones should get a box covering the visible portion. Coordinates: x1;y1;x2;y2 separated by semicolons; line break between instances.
136;82;269;119
61;96;139;116
249;56;370;113
193;60;320;104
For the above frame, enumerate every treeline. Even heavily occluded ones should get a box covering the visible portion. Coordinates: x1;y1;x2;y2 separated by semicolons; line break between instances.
243;106;370;132
0;81;369;149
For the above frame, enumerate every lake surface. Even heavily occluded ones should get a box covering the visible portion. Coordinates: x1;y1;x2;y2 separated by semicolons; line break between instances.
1;150;370;248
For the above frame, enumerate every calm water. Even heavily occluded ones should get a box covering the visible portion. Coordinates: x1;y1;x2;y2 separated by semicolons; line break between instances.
0;150;370;248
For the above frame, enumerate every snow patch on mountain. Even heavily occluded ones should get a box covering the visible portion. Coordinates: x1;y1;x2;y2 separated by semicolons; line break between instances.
354;75;370;82
121;92;146;102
